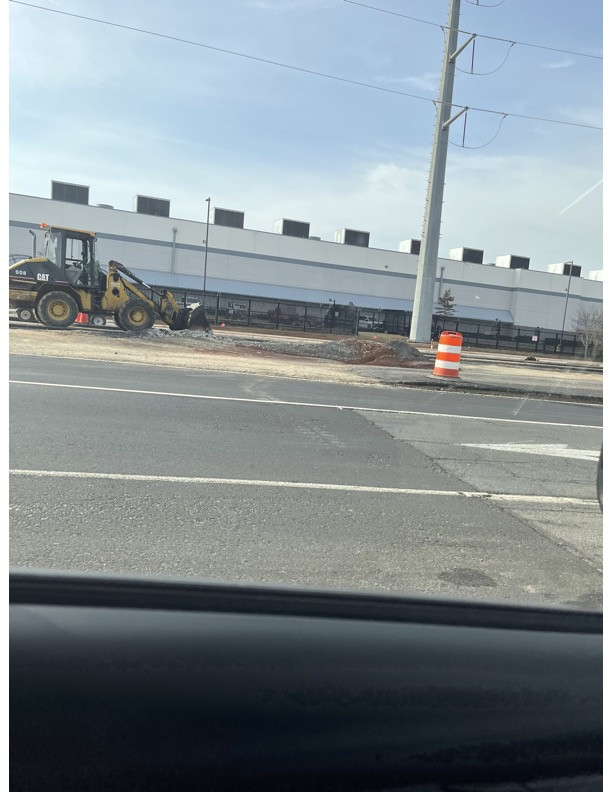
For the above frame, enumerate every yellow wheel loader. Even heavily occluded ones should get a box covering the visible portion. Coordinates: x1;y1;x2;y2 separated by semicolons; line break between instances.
8;224;210;332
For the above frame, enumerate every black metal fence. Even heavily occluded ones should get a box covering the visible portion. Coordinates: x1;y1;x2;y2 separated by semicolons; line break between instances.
431;316;586;356
168;289;360;335
159;286;593;357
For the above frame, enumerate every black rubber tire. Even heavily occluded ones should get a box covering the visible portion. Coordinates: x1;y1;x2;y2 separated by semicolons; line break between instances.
113;311;126;330
187;304;210;331
169;308;191;331
117;300;155;332
36;291;79;328
17;307;35;322
89;314;107;327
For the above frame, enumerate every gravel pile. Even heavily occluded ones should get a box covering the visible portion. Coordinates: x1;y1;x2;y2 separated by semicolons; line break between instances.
387;340;423;361
237;337;425;367
120;328;426;368
242;339;357;361
124;328;217;341
167;329;217;340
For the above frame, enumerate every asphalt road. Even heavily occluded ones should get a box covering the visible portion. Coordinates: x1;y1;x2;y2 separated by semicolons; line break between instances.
9;354;603;609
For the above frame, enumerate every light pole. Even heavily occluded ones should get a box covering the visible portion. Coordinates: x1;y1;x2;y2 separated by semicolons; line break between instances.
202;197;211;303
559;260;574;351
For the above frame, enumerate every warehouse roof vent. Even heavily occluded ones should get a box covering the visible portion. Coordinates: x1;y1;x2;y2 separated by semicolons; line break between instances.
213;208;244;229
133;195;170;217
449;246;484;264
335;228;370;247
547;262;582;278
274;218;310;239
495;254;530;270
51;180;89;205
399;239;421;254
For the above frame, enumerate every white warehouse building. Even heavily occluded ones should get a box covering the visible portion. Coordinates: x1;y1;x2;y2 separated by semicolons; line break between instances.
8;186;603;332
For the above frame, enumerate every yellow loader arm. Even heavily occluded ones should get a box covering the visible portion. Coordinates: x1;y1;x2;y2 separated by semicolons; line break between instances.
106;261;209;331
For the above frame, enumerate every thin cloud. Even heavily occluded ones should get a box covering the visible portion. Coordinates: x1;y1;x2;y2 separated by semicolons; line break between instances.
244;0;335;9
544;57;575;69
376;73;438;92
559;179;603;215
554;105;603;128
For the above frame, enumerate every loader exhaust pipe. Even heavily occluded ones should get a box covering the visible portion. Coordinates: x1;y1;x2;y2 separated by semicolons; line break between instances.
29;230;37;259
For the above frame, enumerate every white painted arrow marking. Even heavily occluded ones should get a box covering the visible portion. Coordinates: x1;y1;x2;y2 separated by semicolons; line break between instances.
462;443;599;461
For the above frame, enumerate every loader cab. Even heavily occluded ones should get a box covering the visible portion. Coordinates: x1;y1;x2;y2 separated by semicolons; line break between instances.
42;225;102;288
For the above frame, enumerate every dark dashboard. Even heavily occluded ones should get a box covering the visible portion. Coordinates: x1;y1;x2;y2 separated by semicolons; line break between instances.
10;569;602;791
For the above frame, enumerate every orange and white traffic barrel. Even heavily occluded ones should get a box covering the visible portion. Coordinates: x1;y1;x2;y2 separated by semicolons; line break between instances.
433;331;462;378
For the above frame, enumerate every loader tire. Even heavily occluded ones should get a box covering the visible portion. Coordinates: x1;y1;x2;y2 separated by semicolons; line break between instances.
17;307;36;322
36;291;79;329
187;304;211;331
117;300;155;332
169;308;190;331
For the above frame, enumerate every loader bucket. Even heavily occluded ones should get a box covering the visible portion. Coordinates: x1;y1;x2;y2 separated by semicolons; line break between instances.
169;308;191;331
187;304;211;331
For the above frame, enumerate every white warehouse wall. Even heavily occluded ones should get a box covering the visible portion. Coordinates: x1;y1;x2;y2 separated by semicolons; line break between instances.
9;193;602;330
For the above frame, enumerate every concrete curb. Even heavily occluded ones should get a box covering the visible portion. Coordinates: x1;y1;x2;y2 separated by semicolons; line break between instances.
414;348;602;372
386;377;602;404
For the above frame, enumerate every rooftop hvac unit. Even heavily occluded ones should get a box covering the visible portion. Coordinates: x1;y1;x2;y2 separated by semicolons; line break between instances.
495;254;530;270
399;239;421;254
274;218;310;239
133;195;170;217
546;262;582;277
335;228;370;247
51;180;89;205
213;208;244;229
449;246;484;264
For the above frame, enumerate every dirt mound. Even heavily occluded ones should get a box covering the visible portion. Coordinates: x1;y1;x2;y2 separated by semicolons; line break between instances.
342;339;425;366
117;329;426;369
242;337;427;368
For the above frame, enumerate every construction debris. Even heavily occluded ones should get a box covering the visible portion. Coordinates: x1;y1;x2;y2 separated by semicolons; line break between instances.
119;330;427;368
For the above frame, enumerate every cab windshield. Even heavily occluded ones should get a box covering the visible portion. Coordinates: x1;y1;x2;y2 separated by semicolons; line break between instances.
44;229;61;266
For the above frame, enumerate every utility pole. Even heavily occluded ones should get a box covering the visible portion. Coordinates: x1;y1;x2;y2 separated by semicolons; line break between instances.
202;197;211;301
559;260;574;349
410;0;471;342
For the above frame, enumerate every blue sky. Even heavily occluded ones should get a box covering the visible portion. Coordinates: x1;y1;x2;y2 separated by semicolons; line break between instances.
9;0;603;272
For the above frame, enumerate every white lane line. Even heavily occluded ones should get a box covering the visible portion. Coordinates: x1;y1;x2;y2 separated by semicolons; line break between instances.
463;442;600;461
8;380;602;429
9;353;602;407
9;469;599;506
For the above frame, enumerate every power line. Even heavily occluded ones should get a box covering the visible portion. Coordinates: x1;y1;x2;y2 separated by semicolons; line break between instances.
7;1;440;104
8;0;603;131
343;0;602;61
465;0;507;7
449;111;508;149
456;40;515;75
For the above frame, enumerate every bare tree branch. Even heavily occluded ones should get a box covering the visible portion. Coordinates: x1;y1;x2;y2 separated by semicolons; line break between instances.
572;305;603;359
